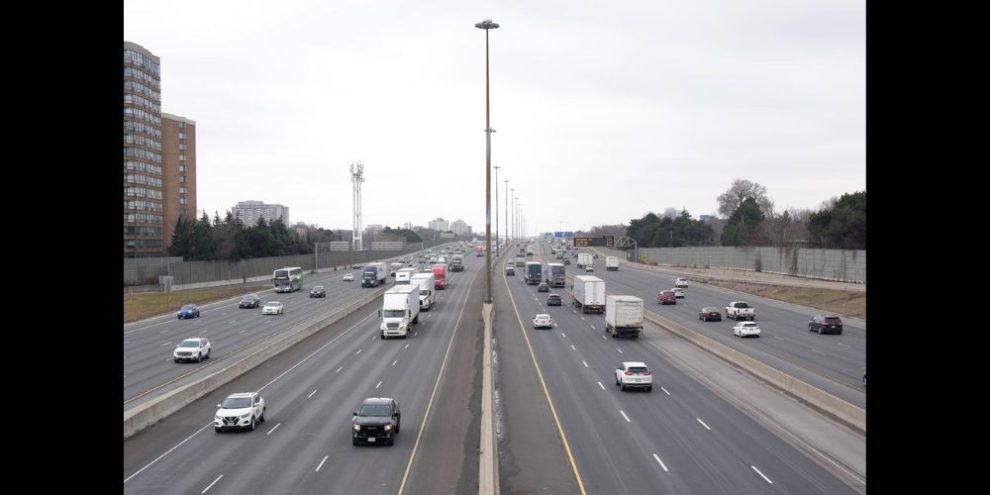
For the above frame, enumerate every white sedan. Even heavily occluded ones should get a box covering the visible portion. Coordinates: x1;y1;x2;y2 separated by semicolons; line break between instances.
262;301;284;315
672;287;685;298
733;321;761;338
675;277;689;288
532;314;554;329
342;273;355;282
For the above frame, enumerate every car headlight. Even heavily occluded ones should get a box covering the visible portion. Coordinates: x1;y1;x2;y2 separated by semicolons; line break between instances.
240;413;251;419
215;414;222;420
353;424;361;431
384;424;392;431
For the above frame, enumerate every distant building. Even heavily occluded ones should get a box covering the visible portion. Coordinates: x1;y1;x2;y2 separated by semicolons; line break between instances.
232;201;290;226
161;113;196;249
429;217;449;232
450;219;472;236
124;41;164;257
699;215;718;224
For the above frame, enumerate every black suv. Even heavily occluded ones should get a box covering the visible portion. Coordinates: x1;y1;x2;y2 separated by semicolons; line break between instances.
239;294;260;308
505;265;515;276
309;286;327;298
808;315;843;334
547;294;562;306
538;282;549;292
352;398;400;445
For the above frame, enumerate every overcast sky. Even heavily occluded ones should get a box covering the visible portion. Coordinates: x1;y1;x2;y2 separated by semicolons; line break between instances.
124;0;864;236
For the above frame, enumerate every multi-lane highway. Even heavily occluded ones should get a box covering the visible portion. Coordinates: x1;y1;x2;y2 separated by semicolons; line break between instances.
124;247;482;494
495;242;861;494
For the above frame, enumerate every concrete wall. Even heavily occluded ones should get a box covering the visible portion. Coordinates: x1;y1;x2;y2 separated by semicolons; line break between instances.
595;246;866;283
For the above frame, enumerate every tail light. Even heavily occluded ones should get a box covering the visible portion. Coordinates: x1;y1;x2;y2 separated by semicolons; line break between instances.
624;370;633;375
643;369;652;375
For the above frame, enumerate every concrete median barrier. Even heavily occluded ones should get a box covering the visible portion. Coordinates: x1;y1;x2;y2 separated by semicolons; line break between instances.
124;284;390;439
643;309;865;432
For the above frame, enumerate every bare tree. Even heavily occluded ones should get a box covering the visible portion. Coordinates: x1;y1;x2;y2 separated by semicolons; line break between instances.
717;179;773;217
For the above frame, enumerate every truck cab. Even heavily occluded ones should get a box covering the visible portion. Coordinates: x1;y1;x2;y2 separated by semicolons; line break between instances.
380;285;420;339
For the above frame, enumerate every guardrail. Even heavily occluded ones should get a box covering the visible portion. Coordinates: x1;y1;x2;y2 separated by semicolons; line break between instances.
124;284;391;439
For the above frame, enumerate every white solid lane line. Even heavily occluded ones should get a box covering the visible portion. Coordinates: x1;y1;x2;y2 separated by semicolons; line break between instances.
653;454;669;472
751;466;773;484
315;455;329;472
308;390;317;398
201;475;223;494
582;361;588;368
598;381;606;390
266;423;281;435
570;345;576;351
838;342;851;348
697;418;711;431
619;410;631;423
660;387;671;396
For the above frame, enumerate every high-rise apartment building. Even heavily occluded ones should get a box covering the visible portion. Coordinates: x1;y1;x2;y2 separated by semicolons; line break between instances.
450;219;472;236
428;217;449;232
232;201;290;227
124;41;164;257
162;113;197;247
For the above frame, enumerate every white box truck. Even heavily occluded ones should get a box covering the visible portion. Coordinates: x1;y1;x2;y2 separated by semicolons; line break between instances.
605;295;643;338
571;275;606;314
380;285;420;339
577;252;593;269
605;256;619;271
395;267;417;285
410;272;435;311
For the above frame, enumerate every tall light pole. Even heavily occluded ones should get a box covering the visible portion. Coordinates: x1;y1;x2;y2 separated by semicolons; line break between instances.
494;165;500;258
475;18;499;303
504;180;509;245
510;189;515;244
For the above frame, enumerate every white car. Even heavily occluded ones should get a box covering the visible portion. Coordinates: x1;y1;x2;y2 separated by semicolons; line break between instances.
215;392;266;432
675;277;689;288
585;265;594;272
532;314;554;329
262;301;284;315
173;337;211;363
615;361;653;391
733;321;761;338
672;287;685;299
342;273;355;282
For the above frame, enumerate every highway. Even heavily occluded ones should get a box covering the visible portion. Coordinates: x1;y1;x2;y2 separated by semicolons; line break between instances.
564;245;866;408
123;247;446;402
123;246;481;494
495;242;860;494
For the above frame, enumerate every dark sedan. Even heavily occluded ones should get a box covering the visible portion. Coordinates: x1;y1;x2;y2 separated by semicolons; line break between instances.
177;304;200;319
546;294;562;306
239;295;260;308
537;282;549;292
699;307;721;321
309;285;327;298
809;315;843;334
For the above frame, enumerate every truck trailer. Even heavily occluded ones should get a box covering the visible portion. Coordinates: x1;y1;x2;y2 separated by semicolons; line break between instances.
362;262;388;287
605;295;644;338
525;261;543;285
571;275;606;314
544;263;566;288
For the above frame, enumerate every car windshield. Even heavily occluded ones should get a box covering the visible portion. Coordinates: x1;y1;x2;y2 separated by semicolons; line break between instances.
742;323;756;327
313;286;324;290
735;303;750;308
265;303;279;307
662;292;674;296
181;305;195;310
221;397;252;409
383;310;405;318
358;404;391;417
179;339;201;347
628;366;648;374
824;317;841;322
536;314;550;320
241;296;255;301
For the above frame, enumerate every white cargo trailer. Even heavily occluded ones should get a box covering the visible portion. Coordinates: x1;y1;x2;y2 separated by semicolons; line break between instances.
605;256;619;271
570;275;606;314
605;295;643;338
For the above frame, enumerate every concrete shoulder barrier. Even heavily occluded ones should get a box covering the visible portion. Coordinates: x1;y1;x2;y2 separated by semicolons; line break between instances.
643;309;865;432
124;284;390;439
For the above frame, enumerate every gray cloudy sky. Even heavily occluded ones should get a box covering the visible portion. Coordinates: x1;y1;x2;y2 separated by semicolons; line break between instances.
124;0;864;236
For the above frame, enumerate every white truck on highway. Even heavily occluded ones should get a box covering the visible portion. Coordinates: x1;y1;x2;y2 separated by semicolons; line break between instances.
380;285;420;339
605;295;643;338
576;253;593;269
571;275;606;314
605;256;619;271
395;267;416;285
410;272;435;311
725;301;756;321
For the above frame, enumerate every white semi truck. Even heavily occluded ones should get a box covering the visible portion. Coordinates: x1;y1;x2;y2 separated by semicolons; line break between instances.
605;295;643;338
570;275;606;314
380;285;420;339
577;252;593;269
410;272;435;311
395;267;417;285
605;256;619;271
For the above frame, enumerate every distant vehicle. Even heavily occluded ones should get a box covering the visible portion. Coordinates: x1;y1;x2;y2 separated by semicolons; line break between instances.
505;265;515;276
380;285;420;339
273;266;303;293
546;293;562;306
395;267;417;285
544;263;566;288
514;255;526;267
238;295;260;309
675;277;689;288
726;301;755;321
411;272;435;311
733;321;761;338
593;253;599;259
352;263;364;269
342;273;355;282
525;261;543;285
432;264;448;290
615;362;652;392
362;262;388;287
577;253;593;269
262;301;284;315
309;285;327;298
605;295;644;338
605;256;619;271
450;254;464;272
538;282;549;292
809;315;843;334
352;398;401;446
585;265;594;272
658;291;676;305
526;251;533;256
699;307;721;321
173;337;210;363
571;275;606;314
563;258;571;266
672;287;685;299
215;392;265;432
532;314;554;329
177;304;200;319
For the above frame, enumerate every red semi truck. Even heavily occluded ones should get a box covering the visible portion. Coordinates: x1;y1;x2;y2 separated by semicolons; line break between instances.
432;264;448;290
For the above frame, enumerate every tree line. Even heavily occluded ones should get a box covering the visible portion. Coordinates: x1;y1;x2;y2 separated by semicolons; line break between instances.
169;211;312;261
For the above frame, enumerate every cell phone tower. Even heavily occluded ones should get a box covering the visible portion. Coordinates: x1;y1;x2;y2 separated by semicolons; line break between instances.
351;161;365;251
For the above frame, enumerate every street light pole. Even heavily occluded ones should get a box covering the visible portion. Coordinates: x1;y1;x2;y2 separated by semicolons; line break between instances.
494;165;500;258
475;18;499;304
504;180;509;245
